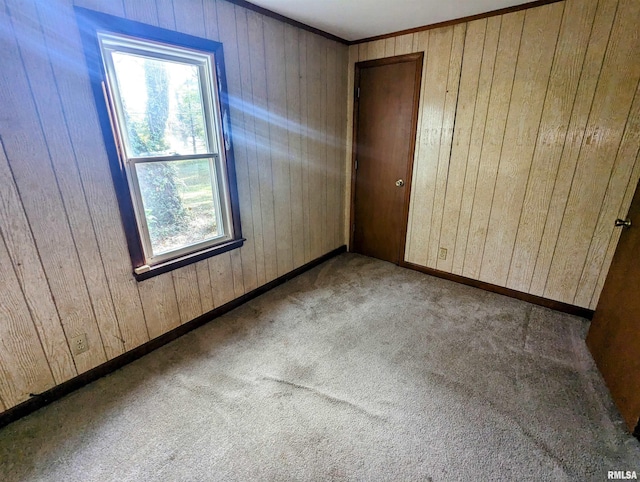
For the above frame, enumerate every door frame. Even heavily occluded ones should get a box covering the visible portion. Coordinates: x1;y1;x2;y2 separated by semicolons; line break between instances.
349;52;423;263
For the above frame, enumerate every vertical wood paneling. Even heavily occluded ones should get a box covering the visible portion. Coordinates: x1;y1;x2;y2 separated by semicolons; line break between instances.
11;0;126;360
543;0;640;303
285;25;305;268
0;0;347;412
345;44;357;247
0;234;55;407
404;30;429;262
173;265;202;324
452;15;500;276
307;33;324;259
437;19;486;273
0;0;107;372
384;37;395;57
507;0;599;292
235;5;267;287
337;44;348;246
195;260;215;313
264;17;293;277
574;82;640;307
479;3;564;286
394;34;414;55
0;140;76;384
590;152;640;309
46;0;149;352
463;11;525;279
327;43;339;250
529;0;619;296
300;31;311;261
215;0;258;294
138;276;181;340
247;10;278;283
349;0;638;309
320;39;329;255
426;23;465;268
209;252;236;307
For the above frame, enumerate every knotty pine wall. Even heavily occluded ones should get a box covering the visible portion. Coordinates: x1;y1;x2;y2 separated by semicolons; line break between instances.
0;0;347;411
347;0;640;310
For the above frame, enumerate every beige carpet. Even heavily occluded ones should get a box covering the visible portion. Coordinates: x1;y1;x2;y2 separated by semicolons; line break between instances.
0;253;638;481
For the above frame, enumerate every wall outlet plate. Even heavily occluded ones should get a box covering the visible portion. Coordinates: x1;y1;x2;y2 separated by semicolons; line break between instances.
71;333;89;356
438;247;448;260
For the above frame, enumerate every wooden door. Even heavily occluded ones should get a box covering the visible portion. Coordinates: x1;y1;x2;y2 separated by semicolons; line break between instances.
586;180;640;435
351;53;423;264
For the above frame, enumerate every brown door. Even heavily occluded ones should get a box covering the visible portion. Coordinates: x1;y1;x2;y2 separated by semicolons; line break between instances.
586;180;640;435
351;53;422;264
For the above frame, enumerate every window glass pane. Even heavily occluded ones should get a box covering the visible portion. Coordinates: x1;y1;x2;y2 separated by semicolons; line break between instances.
111;52;210;157
137;159;221;256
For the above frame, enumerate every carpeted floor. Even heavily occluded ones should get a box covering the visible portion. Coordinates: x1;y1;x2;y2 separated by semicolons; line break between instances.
0;253;638;481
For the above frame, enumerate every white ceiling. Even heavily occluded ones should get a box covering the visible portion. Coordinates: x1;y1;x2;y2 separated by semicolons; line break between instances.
248;0;535;41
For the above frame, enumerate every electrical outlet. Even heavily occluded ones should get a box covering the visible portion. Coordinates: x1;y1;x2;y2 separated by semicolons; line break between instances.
71;333;89;356
438;247;448;260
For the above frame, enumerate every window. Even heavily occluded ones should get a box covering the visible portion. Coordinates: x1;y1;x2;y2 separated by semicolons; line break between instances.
76;9;243;280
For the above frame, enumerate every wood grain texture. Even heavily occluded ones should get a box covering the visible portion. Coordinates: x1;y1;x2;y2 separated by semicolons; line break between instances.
426;23;465;268
0;0;347;412
350;0;638;309
590;151;640;309
285;25;305;268
437;19;486;273
0;140;76;385
52;0;149;354
479;2;564;286
14;0;126;360
574;81;640;307
216;0;258;293
172;265;202;324
247;10;278;283
543;0;640;303
529;0;619;296
394;34;414;56
264;17;293;277
463;10;525;279
507;0;598;292
138;275;181;340
0;0;107;373
452;15;501;276
0;234;55;407
235;5;267;287
403;30;429;262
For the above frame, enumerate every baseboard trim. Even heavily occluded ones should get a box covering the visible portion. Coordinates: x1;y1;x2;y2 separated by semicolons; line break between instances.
400;261;594;319
0;246;347;430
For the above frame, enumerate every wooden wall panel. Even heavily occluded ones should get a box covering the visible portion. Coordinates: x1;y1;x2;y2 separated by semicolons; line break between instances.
349;0;640;309
463;11;525;280
528;0;619;298
543;0;640;303
479;2;564;286
507;0;599;293
0;234;56;407
0;0;107;373
437;19;486;274
0;0;347;412
0;142;76;385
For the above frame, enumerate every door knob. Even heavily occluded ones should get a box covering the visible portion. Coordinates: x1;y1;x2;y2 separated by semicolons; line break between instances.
395;179;405;187
615;218;631;228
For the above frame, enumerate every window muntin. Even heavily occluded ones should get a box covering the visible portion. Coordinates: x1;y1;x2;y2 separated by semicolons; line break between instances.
98;32;234;266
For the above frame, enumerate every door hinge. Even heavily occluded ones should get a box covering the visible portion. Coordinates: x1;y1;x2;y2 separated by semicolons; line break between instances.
352;223;355;233
355;159;358;170
356;87;360;99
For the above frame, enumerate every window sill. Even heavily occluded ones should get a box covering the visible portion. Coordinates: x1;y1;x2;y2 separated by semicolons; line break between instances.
133;238;245;281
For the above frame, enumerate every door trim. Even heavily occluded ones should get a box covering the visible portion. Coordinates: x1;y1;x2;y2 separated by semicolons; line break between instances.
349;52;424;262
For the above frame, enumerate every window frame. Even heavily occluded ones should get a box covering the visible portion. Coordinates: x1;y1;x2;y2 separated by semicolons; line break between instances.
76;8;244;281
